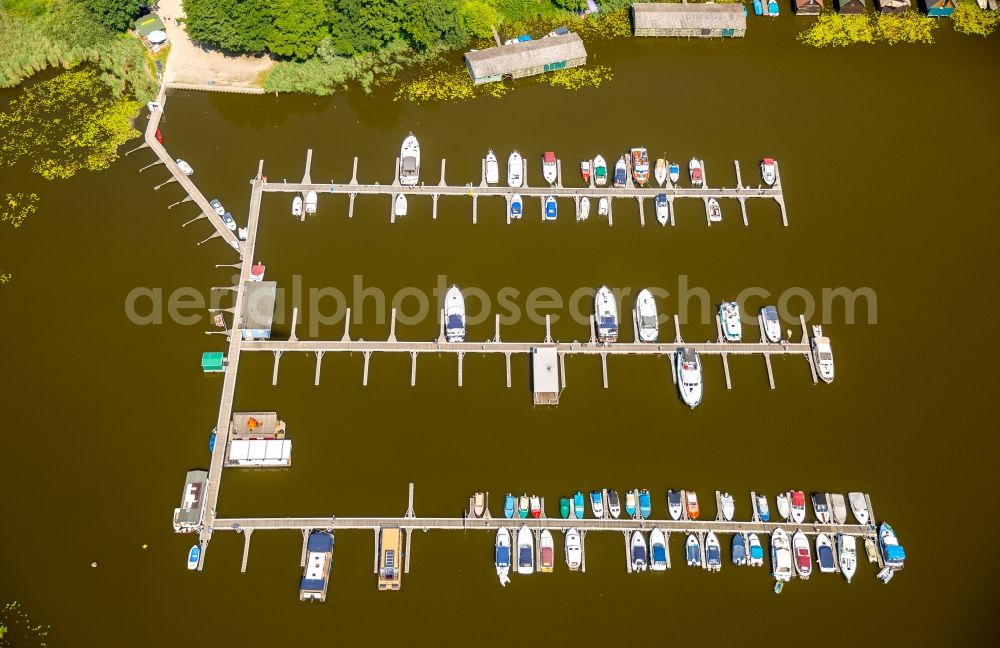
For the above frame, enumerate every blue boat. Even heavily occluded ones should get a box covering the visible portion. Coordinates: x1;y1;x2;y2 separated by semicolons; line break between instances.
753;0;762;15
625;491;637;518
187;544;200;570
503;493;515;519
732;534;747;566
706;532;722;572
638;489;651;519
756;494;770;522
208;428;217;453
510;194;522;220
517;34;532;42
544;196;557;220
573;491;585;519
767;0;779;15
589;490;604;518
879;522;906;568
685;534;701;566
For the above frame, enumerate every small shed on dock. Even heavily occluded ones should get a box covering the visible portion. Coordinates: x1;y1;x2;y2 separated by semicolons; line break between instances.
835;0;866;13
201;351;225;373
241;280;277;340
632;3;746;38
793;0;825;14
874;0;910;12
172;470;208;532
920;0;955;15
464;32;587;85
532;346;560;405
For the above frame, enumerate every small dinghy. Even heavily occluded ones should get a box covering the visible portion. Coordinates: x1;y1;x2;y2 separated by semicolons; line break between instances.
504;493;515;519
516;525;534;575
517;494;529;519
472;492;485;518
573;491;585;520
630;531;648;572
635;289;659;343
707;198;721;223
495;528;511;586
812;492;831;524
732;533;747;566
187;544;200;570
776;493;791;521
485;149;499;185
444;285;466;343
208;428;217;452
542;151;557;185
655;193;669;226
529;495;541;519
508;151;523;188
838;534;857;583
668;161;680;184
650;529;668;572
685;491;700;520
849;492;870;525
509;194;522;220
539;530;555;573
685;534;701;567
292;196;303;217
593;155;608;186
559;498;571;519
565;529;582;570
666;490;682;520
578;196;590;221
688;158;703;187
625;491;637;518
654;158;667;187
720;492;735;521
790;490;806;524
771;529;792;581
748;533;764;567
638;489;651;519
394;194;408;217
597;197;609;217
761;306;781;343
589;490;604;519
544;195;557;221
816;533;835;574
607;490;621;519
793;531;812;579
705;532;722;572
761;157;776;186
830;493;848;524
756;494;770;522
864;537;878;564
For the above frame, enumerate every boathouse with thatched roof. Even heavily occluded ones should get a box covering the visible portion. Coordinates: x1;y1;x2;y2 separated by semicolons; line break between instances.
632;3;746;38
794;0;825;14
874;0;910;12
835;0;866;13
464;33;588;85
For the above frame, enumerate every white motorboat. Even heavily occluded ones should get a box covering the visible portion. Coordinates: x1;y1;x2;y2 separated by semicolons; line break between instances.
607;490;621;519
516;525;534;575
720;492;735;521
444;285;466;343
292;196;303;217
776;492;791;521
811;325;835;383
187;544;200;570
589;490;604;519
705;532;722;572
655;193;669;225
305;190;317;214
830;493;848;524
650;528;668;572
598;197;609;217
685;534;701;567
613;156;627;188
748;533;764;567
509;194;522;220
676;347;703;408
666;490;682;520
508;151;523;187
393;194;407;217
761;305;780;343
812;492;831;524
495;527;511;586
578;196;590;221
630;531;648;572
580;159;591;184
544;195;557;221
790;491;807;524
539;530;555;573
848;492;870;525
593;154;608;186
719;301;742;342
793;530;812;580
249;262;265;283
838;534;857;584
771;529;792;581
485;149;499;185
761;157;776;186
176;159;193;176
221;211;237;231
209;198;226;216
635;289;658;343
399;133;420;186
816;533;835;574
688;158;703;187
542;151;557;185
654;158;667;187
707;198;722;223
594;285;618;343
668;161;680;184
565;528;582;571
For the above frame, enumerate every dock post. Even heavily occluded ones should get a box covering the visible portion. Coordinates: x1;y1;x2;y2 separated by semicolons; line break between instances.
559;351;567;389
390;193;397;224
801;314;818;383
624;532;632;573
362;350;372;386
673;314;682;343
432;193;439;220
636;197;645;227
607;198;614;227
505;194;511;225
392;158;400;187
715;491;723;521
302;149;313;184
350;157;359;185
410;351;417;386
348;192;356;219
556;158;563;188
764;354;775;389
580;530;587;573
733;159;742;190
271;351;282;386
289;307;299;342
574;195;580;222
457;352;464;387
494;313;501;343
750;492;759;523
681;490;689;521
703;196;712;227
669;353;677;384
404;529;412;574
601;352;608;389
472;195;477;224
314;351;324;386
699;531;707;569
521;156;528;187
545;314;552;344
722;353;732;389
632;308;639;343
589;315;597;345
388;308;397;342
240;528;253;573
341;307;352;341
589;159;595;189
777;196;788;227
480;157;487;188
300;529;310;567
406;482;415;517
668;196;676;227
664;532;672;569
505;352;511;388
438;159;447;187
438;309;446;343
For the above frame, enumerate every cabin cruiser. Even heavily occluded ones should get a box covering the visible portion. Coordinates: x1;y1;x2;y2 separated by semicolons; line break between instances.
849;492;870;525
593;155;608;186
776;493;790;521
518;494;529;519
685;491;700;520
399;133;420;186
655;193;669;225
393;194;407;217
666;490;682;520
638;489;651;519
304;190;317;214
676;347;703;408
707;198;721;223
539;530;554;573
650;529;668;572
221;212;237;231
589;490;604;519
635;289;659;342
473;492;485;518
630;531;647;572
732;534;747;566
705;532;722;572
748;533;764;567
485;149;499;184
495;528;511;586
688;158;703;187
516;525;534;575
597;197;609;217
625;491;637;518
811;325;835;383
607;490;621;518
879;523;906;569
187;545;200;570
790;490;806;524
613;156;627;188
812;492;831;524
830;493;848;524
761;157;776;186
594;286;618;343
249;262;265;283
580;160;591;184
838;534;857;583
504;493;515;519
668;161;680;184
793;531;812;579
542;151;557;185
444;285;466;343
630;147;649;185
654;158;666;186
176;159;193;176
720;493;735;521
529;495;541;519
577;196;590;221
816;533;835;573
755;494;770;522
544;195;557;220
761;305;781;343
685;534;701;567
565;529;582;570
292;196;303;217
719;301;742;342
508;151;523;187
771;529;792;581
209;198;226;216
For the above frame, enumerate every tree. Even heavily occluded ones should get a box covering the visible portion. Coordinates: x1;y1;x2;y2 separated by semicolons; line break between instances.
403;0;467;50
458;0;498;39
184;0;272;53
551;0;586;10
82;0;142;31
327;0;405;53
268;0;329;59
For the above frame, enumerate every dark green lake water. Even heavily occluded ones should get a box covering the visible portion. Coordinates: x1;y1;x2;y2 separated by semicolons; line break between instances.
1;17;999;646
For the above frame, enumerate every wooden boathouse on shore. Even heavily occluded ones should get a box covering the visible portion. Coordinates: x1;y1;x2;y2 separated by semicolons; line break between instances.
793;0;825;15
835;0;867;14
632;3;746;38
464;32;587;85
874;0;910;13
920;0;956;15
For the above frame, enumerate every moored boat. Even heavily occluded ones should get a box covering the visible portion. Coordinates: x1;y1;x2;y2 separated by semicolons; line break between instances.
589;490;604;518
518;494;529;519
559;497;571;519
685;490;700;520
838;534;857;583
767;0;779;16
685;534;701;567
529;495;541;519
208;428;217;452
509;194;522;220
761;305;781;343
593;155;608;186
793;530;812;579
650;529;668;572
613;156;627;188
473;492;485;518
654;158;667;186
625;491;637;518
209;198;226;216
176;159;193;176
444;285;466;343
666;490;682;520
594;285;618;343
705;532;721;572
607;490;621;518
707;198;721;223
630;147;650;185
676;347;703;408
485;149;499;185
299;531;334;600
542;151;557;185
655;193;669;226
753;0;763;15
748;533;764;567
539;530;555;573
756;494;770;522
638;489;651;519
578;196;590;221
565;528;582;570
771;529;792;581
879;522;906;569
830;493;848;524
790;491;806;524
393;193;407;217
516;525;534;575
399;133;420;186
761;157;776;186
573;491;585;520
816;533;835;574
849;492;870;525
635;289;659;342
688;158;703;187
249;262;266;282
508;151;523;188
812;492;831;524
597;197;609;217
495;528;511;586
732;533;747;566
776;492;791;521
544;195;557;221
668;161;680;184
811;325;835;383
292;196;303;217
719;301;742;341
580;160;591;183
630;531;648;572
864;537;878;564
187;544;200;570
304;191;317;214
221;211;237;231
720;492;735;521
504;493;515;519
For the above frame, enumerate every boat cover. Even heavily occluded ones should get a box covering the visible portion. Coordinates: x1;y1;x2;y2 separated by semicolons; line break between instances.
401;157;417;172
519;547;532;566
496;546;510;567
707;547;720;563
668;492;681;504
300;577;326;590
884;545;906;562
750;545;764;559
652;546;666;562
632;546;646;561
600;316;617;330
447;314;464;329
307;532;333;552
818;546;834;568
686;545;699;561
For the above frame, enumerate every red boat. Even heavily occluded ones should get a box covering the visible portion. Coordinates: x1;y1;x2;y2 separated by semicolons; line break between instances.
529;495;541;519
155;128;163;144
580;160;591;183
